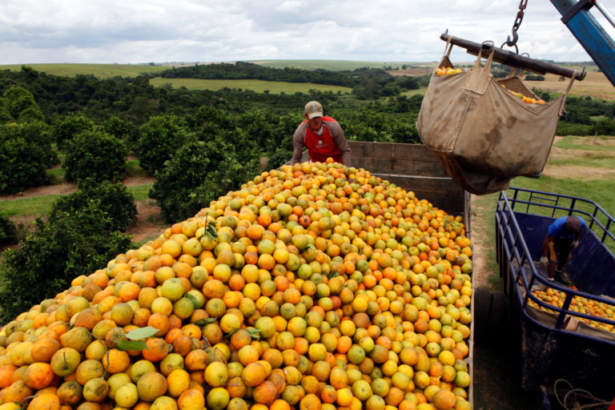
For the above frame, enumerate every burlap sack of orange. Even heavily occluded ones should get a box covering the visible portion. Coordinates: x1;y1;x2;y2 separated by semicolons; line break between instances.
417;38;576;195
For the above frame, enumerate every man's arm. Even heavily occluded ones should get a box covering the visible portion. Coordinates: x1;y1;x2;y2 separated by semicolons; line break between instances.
327;122;352;167
572;229;583;248
542;234;554;258
540;234;554;268
289;125;306;165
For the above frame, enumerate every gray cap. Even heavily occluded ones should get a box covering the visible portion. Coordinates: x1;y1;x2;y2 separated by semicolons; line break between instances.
304;101;323;119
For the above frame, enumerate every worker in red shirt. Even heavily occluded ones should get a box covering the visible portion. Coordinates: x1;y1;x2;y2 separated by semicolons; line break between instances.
289;101;351;166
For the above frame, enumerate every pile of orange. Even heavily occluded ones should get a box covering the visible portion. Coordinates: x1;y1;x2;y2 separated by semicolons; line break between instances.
500;84;545;104
531;288;615;332
0;158;474;410
434;67;463;76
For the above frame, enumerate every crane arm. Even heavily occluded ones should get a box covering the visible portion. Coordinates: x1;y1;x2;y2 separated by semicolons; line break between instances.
551;0;615;86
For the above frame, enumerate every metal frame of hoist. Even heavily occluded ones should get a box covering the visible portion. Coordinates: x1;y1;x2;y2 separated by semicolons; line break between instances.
551;0;615;86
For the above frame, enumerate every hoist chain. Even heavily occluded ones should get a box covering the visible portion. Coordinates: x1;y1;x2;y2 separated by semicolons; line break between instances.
502;0;529;53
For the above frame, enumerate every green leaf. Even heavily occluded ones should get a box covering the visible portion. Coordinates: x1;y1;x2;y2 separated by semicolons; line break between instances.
185;294;199;309
117;340;148;351
247;328;261;339
228;328;240;337
125;326;159;340
329;271;339;279
194;318;217;327
204;221;218;240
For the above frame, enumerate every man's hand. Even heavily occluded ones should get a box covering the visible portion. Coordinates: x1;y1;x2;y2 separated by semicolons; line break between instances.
540;256;549;268
571;240;579;249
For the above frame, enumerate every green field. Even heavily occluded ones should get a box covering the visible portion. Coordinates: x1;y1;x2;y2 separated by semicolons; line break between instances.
250;60;421;71
0;64;168;78
402;86;428;97
0;184;152;219
149;78;353;94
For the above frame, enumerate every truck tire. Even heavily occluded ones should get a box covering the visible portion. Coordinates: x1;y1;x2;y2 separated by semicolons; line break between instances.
486;290;507;341
473;286;492;342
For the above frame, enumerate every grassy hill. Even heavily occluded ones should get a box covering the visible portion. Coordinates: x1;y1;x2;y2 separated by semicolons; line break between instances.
0;63;168;78
248;60;421;71
149;78;352;94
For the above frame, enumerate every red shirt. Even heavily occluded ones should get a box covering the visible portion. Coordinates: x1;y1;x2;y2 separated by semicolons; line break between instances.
302;117;343;164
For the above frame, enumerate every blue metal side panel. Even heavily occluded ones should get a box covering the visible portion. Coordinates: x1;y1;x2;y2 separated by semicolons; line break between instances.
551;0;615;87
512;213;551;262
514;212;615;297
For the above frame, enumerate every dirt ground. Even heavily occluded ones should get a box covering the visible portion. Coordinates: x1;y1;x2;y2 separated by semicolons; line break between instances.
470;197;491;288
526;71;615;100
0;199;167;260
543;136;615;179
543;163;615;179
0;184;78;201
126;200;168;243
260;157;269;170
0;176;155;202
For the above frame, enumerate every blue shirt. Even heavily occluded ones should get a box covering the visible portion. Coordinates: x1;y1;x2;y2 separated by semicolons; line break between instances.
548;216;586;239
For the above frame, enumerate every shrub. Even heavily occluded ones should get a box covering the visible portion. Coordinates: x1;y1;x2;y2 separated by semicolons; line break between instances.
102;116;139;151
209;127;260;164
63;131;127;184
0;207;132;322
591;118;615;136
136;115;193;175
150;139;259;224
50;179;137;232
2;86;44;123
339;110;395;143
267;148;294;169
0;122;59;168
526;75;545;81
0;137;49;194
556;122;593;136
391;122;420;144
264;113;303;154
237;111;276;147
0;213;16;246
54;114;94;150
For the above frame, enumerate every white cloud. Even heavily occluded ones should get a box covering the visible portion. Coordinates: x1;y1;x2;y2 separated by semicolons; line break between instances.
0;0;614;64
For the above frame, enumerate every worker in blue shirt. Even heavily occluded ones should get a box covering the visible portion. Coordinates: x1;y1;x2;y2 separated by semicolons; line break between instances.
540;215;586;283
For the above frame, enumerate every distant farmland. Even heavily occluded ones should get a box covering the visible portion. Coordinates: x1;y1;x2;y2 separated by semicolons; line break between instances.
250;60;420;71
0;63;168;78
148;78;353;94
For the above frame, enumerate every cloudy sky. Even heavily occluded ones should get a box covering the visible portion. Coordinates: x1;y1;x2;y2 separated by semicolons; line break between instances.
1;0;614;64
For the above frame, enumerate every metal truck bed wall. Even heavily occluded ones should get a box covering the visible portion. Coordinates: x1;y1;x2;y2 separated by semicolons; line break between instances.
347;141;467;217
514;212;615;297
495;188;615;399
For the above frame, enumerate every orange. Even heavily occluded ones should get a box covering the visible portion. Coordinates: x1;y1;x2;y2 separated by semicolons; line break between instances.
23;363;55;390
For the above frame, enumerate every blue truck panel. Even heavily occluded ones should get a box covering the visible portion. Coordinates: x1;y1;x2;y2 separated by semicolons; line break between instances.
513;212;615;297
495;188;615;402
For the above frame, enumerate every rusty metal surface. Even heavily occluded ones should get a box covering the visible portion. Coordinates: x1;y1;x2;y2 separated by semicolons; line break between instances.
346;141;466;215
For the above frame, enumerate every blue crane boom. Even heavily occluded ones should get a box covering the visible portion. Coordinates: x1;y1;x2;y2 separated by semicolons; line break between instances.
551;0;615;86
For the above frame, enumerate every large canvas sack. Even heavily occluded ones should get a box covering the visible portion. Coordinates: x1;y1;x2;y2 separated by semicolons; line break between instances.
417;39;576;195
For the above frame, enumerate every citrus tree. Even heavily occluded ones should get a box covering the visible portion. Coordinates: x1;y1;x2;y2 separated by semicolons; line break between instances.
63;131;127;184
149;139;259;224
